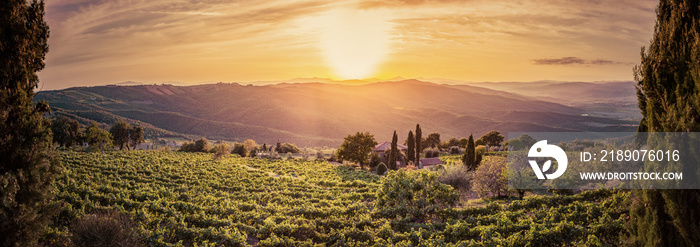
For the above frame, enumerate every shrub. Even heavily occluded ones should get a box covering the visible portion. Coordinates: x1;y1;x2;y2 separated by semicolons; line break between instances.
368;152;381;169
473;157;508;197
232;143;248;157
212;142;230;159
194;138;209;152
375;169;458;222
423;148;439;158
449;146;462;154
438;165;472;192
69;211;141;247
376;162;388;175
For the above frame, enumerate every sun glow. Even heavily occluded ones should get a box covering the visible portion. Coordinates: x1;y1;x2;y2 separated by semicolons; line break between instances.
319;9;393;80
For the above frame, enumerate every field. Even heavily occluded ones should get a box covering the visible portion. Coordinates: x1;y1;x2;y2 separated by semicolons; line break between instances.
49;151;631;246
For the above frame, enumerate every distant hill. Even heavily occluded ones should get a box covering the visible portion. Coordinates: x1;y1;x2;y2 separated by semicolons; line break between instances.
36;79;638;147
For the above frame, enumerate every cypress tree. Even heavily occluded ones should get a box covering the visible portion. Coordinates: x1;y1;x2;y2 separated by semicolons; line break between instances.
631;0;700;245
388;131;398;170
406;131;415;165
462;134;477;171
415;124;422;165
0;0;59;245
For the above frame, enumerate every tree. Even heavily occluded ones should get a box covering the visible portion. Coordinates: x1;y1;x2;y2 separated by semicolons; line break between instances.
458;138;469;148
51;116;82;147
84;122;112;152
0;1;58;244
387;131;398;170
462;134;477;171
425;132;441;149
506;135;537;151
243;139;257;153
473;157;508;197
630;0;700;245
336;132;377;169
212;142;230;159
129;125;144;150
415;124;422;163
480;130;504;148
276;143;300;153
406;131;415;165
518;134;537;147
194;138;209;152
232;143;247;157
109;120;132;150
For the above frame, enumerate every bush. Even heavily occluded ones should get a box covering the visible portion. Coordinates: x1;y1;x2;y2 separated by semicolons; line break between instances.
232;143;248;157
212;142;230;159
449;146;462;154
473;157;508;197
376;162;388;175
368;152;381;169
375;169;459;222
69;211;141;247
438;165;472;192
179;138;210;152
423;148;439;158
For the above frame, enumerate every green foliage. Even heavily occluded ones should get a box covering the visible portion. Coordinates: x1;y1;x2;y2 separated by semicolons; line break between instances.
480;130;504;148
51;115;83;148
129;125;144;150
387;131;398;170
415;124;422;162
631;0;700;245
406;131;415;165
337;132;377;169
194;138;209;152
109;120;132;150
47;151;632;246
437;165;472;192
0;0;59;245
212;142;230;159
423;148;439;158
473;156;508;197
425;132;441;149
179;138;210;153
462;134;476;170
275;142;300;154
375;169;458;222
376;162;388;176
506;152;543;199
232;142;248;157
84;122;112;152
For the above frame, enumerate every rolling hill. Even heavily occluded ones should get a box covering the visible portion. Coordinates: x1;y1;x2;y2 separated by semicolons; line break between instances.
36;79;638;146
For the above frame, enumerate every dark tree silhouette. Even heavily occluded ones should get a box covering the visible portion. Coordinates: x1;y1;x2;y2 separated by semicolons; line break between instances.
0;1;59;245
631;0;700;245
337;132;377;169
406;131;415;165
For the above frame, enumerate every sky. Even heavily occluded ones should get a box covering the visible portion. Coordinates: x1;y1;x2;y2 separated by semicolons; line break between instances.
39;0;658;90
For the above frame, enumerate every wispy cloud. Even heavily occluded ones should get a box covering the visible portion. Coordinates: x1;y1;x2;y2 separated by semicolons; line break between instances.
39;0;658;89
531;57;629;65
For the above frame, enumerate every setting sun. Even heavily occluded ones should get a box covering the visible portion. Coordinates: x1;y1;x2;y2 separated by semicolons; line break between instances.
319;9;392;79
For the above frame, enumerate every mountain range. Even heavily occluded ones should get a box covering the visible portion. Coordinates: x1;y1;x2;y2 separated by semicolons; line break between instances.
36;79;640;147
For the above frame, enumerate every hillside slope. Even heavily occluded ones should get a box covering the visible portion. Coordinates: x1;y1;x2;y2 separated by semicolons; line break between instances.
36;80;638;146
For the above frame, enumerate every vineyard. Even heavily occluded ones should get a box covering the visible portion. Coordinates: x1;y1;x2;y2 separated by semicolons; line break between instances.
48;151;631;246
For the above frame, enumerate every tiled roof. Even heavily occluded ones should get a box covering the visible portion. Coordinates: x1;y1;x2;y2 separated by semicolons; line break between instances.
373;142;408;152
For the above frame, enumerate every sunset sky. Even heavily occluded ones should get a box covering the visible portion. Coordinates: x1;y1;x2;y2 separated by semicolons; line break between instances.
39;0;658;90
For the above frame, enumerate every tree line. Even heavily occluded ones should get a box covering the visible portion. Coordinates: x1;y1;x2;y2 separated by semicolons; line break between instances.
50;116;144;152
336;124;505;174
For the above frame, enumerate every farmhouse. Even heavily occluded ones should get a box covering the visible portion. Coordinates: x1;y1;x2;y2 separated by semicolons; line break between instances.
419;157;444;169
373;142;407;160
